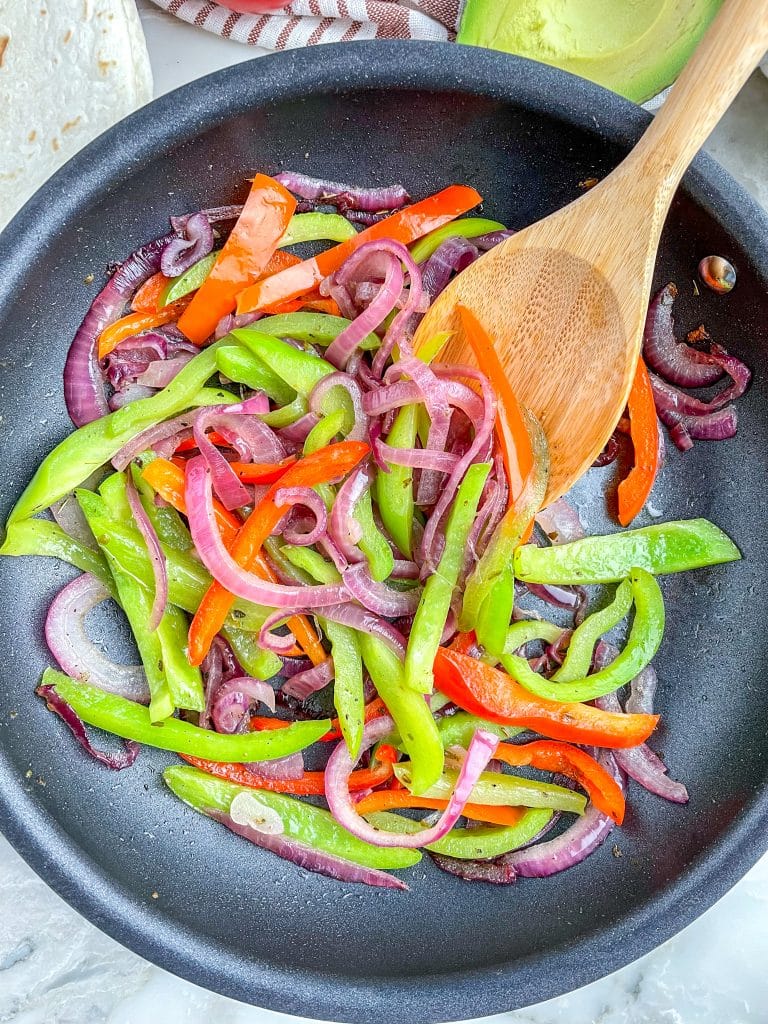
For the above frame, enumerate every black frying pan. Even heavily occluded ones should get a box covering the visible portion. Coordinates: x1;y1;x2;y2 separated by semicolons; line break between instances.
0;41;766;1024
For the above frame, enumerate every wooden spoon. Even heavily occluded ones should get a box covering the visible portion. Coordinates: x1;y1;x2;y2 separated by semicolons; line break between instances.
414;0;768;505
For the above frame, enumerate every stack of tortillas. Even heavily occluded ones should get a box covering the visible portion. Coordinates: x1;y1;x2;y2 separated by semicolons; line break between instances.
0;0;152;230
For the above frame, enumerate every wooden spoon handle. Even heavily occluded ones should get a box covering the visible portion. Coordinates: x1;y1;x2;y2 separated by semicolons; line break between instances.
630;0;768;197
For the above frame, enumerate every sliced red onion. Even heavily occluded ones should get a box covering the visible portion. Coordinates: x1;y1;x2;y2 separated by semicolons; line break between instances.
371;245;424;377
135;354;194;389
309;373;367;441
392;356;452;507
325;716;499;848
643;283;724;387
170;205;243;232
211;676;276;734
125;473;168;632
200;639;224;730
215;310;263;341
502;752;624;877
51;494;98;549
108;384;158;411
193;396;284;511
660;404;738;448
390;559;420;580
535;499;586;544
65;232;174;426
343;563;422;617
161;213;214;277
186;456;347;608
106;333;167;390
244;751;306;781
328;463;370;561
210;809;407;889
45;574;149;703
592;432;620;467
373;438;458;474
260;603;405;659
325;245;405;369
275;487;328;547
37;684;139;770
273;171;409;212
473;229;515;250
626;664;658;715
525;582;581;610
419;364;496;568
649;350;750;418
420;236;479;299
113;410;198;470
430;854;518;884
282;657;334;700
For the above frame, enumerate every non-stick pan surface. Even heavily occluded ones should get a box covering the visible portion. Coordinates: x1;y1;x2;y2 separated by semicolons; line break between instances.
0;41;766;1024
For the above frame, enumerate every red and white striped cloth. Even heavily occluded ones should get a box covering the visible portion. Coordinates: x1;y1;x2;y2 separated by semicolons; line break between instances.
149;1;462;48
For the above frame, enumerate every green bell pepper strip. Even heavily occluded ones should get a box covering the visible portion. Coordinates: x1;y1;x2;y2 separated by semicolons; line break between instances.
415;330;453;367
44;670;329;761
260;395;308;428
191;386;241;406
437;711;523;750
159;251;218;307
7;340;226;524
222;626;282;680
97;472;205;715
253;312;378;351
131;461;192;552
553;580;633;683
232;329;335;398
326;621;364;758
404;462;491;693
262;538;314;586
515;518;741;585
215;345;296;406
500;569;664;703
375;404;418;559
358;633;444;796
280;543;337;584
304;408;347;454
366;807;552;859
78;492;268;632
503;619;563;654
279;212;358;246
0;519;110;585
409;218;507;263
394;764;587;814
475;566;515;658
164;766;421;870
355;489;394;582
460;412;549;634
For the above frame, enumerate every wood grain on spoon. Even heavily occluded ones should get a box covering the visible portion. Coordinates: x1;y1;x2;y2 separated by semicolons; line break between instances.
415;0;768;505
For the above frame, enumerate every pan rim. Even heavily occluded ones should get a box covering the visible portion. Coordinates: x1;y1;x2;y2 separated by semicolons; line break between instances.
0;40;766;1024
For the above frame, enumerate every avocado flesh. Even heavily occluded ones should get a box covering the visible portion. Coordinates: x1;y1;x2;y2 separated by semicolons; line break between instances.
458;0;723;104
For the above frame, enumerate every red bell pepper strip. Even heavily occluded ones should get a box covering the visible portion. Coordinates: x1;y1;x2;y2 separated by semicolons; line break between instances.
188;440;370;665
141;457;323;664
455;305;533;502
178;174;297;345
618;358;660;527
354;789;527;828
433;647;658;749
228;458;298;483
260;293;342;316
98;303;188;359
131;271;172;313
321;696;388;743
236;184;483;313
493;740;625;823
181;753;392;795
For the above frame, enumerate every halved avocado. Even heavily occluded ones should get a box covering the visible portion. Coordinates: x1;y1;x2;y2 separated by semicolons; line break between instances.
457;0;723;104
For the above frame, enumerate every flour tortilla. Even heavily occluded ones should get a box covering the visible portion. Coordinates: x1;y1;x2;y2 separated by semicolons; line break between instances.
0;0;152;230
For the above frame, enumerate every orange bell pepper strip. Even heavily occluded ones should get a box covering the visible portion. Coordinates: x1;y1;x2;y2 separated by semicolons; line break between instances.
188;440;370;665
354;789;528;828
261;294;342;316
455;305;533;502
173;430;230;454
177;174;297;345
236;184;483;314
131;272;172;313
180;753;392;795
97;303;187;359
493;741;625;824
433;647;659;749
617;358;660;527
228;458;298;484
140;457;324;664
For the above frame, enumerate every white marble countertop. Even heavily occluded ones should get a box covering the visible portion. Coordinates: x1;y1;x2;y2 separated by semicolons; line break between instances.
1;5;767;1022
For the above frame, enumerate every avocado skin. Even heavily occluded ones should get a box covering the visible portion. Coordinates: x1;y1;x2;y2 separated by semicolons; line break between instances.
457;0;723;104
